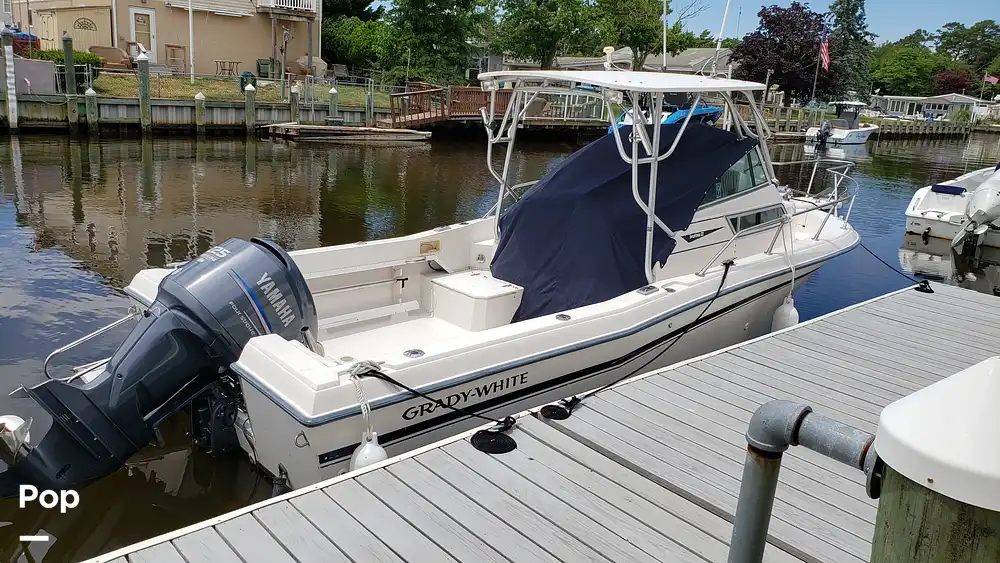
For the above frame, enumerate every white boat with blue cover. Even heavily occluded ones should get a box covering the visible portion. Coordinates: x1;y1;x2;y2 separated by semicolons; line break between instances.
905;165;1000;250
0;70;860;496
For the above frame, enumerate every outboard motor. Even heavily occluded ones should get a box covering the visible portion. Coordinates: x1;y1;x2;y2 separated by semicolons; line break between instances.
0;238;320;498
816;120;833;149
952;170;1000;268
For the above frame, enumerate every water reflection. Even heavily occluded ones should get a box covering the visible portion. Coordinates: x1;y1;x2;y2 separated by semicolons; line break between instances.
0;133;999;562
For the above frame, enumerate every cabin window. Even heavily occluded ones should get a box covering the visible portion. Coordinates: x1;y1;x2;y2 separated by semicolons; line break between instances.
702;149;769;205
728;205;786;232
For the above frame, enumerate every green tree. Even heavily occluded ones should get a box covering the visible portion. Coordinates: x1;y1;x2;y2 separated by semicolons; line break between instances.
391;0;481;83
730;2;842;105
322;0;383;21
869;44;947;96
935;20;1000;73
493;0;592;69
595;0;664;69
827;0;873;96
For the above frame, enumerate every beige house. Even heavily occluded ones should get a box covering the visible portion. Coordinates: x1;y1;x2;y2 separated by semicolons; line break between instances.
10;0;320;77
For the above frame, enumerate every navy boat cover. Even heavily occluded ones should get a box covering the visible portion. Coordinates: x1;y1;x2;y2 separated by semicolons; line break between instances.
491;123;758;322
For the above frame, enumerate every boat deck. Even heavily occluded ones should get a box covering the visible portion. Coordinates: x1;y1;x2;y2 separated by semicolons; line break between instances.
82;282;1000;563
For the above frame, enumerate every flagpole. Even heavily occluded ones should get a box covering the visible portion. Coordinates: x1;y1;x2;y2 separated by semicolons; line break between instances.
810;29;823;103
981;72;988;101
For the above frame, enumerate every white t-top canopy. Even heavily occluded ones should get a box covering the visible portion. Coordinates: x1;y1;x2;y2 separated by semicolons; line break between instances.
477;70;765;93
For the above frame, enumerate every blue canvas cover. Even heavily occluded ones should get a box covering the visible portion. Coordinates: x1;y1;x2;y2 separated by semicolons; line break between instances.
491;123;759;322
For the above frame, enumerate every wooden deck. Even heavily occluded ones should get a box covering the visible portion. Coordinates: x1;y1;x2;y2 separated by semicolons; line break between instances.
81;282;1000;563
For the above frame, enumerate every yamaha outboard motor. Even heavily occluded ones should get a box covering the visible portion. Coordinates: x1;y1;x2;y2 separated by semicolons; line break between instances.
817;120;833;149
0;238;319;498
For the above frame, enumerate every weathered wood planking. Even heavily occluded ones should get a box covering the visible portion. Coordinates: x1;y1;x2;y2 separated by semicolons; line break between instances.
545;282;1000;563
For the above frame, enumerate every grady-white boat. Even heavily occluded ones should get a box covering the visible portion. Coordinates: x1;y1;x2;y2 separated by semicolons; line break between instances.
904;165;1000;256
0;70;861;496
805;101;879;146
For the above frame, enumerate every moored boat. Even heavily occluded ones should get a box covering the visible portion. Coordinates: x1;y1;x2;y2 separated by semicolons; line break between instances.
0;69;861;496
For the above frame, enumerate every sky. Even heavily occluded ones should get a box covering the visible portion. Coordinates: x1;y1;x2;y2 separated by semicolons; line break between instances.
682;0;992;43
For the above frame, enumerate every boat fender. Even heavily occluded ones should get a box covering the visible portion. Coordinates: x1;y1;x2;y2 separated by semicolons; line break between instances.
771;295;799;332
349;431;388;471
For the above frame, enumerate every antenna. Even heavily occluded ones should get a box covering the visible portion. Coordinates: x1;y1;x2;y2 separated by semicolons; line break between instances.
711;0;733;76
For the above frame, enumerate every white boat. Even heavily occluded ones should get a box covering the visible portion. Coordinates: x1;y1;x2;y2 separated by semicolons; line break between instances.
0;70;861;496
805;101;879;145
904;165;1000;248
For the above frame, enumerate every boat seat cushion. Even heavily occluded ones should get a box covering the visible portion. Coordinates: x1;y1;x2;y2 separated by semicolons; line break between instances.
930;184;965;195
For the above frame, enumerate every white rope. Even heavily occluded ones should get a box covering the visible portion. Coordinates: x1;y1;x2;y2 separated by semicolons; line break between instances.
781;214;796;298
350;363;376;442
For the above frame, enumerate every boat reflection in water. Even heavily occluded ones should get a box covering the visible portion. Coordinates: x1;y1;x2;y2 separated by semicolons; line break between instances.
899;233;1000;295
0;417;269;563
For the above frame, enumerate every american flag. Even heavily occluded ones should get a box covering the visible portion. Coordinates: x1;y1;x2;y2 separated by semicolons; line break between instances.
819;27;830;71
986;75;999;85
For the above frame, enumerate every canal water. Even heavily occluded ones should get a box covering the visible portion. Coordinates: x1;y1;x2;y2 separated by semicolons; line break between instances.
0;132;999;561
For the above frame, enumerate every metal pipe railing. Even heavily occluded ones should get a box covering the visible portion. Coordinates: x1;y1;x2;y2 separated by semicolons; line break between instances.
727;400;883;563
697;186;857;277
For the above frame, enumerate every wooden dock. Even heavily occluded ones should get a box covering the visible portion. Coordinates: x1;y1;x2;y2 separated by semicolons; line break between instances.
264;123;432;144
80;282;1000;563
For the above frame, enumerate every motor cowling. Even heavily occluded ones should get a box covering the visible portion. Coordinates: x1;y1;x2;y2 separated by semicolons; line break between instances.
0;238;319;497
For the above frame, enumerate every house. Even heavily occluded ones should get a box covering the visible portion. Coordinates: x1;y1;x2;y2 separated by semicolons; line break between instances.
871;93;993;120
10;0;320;77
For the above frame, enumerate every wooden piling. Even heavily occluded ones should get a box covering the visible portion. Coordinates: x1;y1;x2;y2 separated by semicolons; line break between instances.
194;92;206;136
62;33;80;134
1;33;18;132
328;86;340;122
871;466;1000;563
85;87;98;136
244;84;256;136
137;53;151;136
290;86;300;123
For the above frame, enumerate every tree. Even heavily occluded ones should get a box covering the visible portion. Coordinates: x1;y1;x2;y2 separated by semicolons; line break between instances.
869;43;948;96
493;0;592;69
827;0;873;96
730;2;842;105
934;68;974;95
595;0;665;69
935;20;1000;73
322;0;383;21
391;0;481;83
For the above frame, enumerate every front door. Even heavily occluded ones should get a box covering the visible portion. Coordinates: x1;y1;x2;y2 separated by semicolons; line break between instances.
129;8;156;62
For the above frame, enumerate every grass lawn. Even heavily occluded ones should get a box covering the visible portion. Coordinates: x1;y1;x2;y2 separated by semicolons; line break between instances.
92;73;391;108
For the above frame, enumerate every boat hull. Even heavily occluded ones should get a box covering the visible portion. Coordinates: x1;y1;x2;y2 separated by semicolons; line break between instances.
904;168;1000;247
804;125;877;145
236;260;829;488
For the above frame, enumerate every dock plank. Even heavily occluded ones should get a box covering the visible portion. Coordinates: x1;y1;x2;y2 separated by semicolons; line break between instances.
386;459;561;563
290;490;405;563
325;479;459;563
252;501;351;563
126;543;187;563
357;469;511;563
215;514;298;563
172;528;244;563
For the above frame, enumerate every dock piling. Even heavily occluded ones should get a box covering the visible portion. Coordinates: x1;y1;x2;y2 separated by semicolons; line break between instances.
62;33;80;134
194;92;206;136
870;357;1000;563
85;87;98;136
328;86;339;122
290;86;300;123
137;53;151;136
1;31;18;132
244;84;256;136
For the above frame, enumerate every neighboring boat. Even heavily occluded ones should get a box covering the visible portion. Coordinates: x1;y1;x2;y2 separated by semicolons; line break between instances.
904;165;1000;251
805;101;879;145
0;70;861;496
609;92;723;133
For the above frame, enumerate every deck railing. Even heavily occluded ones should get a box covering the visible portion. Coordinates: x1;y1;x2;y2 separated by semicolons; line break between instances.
258;0;317;12
388;88;446;128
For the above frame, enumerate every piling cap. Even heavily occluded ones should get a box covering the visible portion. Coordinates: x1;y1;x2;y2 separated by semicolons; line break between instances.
874;356;1000;510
